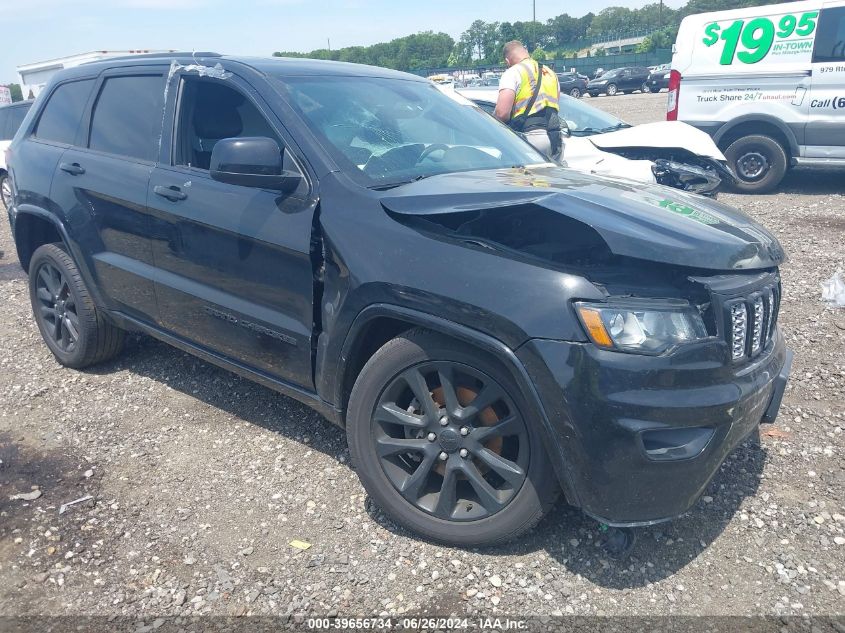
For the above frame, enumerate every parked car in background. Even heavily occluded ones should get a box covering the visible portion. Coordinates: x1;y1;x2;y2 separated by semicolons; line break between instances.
464;76;500;88
556;71;589;98
671;0;845;193
456;87;733;195
645;67;671;93
0;100;34;209
7;53;789;547
588;67;651;96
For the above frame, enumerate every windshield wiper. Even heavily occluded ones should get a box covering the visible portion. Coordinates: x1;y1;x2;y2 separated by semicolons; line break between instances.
368;173;437;191
599;123;632;133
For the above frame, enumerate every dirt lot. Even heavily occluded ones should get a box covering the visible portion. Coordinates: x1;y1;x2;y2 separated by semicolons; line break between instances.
0;91;843;622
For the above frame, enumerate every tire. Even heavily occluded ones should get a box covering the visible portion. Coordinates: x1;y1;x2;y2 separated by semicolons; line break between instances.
723;134;788;194
28;243;124;368
588;92;599;98
346;328;559;547
641;83;651;94
606;83;618;96
569;87;582;98
0;173;11;211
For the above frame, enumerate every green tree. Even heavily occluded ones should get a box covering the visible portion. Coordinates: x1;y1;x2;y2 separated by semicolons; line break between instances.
272;0;790;72
636;36;655;53
589;7;635;38
2;83;23;102
275;31;454;71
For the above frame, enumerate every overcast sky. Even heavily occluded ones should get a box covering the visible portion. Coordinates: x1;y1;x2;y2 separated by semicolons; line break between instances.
1;0;686;85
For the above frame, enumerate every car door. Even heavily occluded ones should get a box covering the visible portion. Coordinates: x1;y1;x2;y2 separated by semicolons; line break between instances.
51;68;166;323
807;3;845;158
618;69;633;91
634;68;649;91
147;71;317;388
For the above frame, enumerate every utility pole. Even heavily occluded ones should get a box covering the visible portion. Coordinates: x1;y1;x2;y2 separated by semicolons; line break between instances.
532;0;537;50
327;38;331;52
659;0;663;30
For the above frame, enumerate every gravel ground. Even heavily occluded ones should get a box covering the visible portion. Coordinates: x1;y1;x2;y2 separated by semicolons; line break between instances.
0;92;843;621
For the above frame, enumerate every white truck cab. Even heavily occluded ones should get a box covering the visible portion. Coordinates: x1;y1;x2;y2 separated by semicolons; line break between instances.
670;0;845;192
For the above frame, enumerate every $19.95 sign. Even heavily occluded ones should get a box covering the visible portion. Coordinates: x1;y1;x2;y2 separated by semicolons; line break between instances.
702;11;818;65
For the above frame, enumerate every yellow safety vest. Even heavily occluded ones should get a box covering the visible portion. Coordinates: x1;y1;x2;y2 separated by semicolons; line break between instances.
511;59;560;121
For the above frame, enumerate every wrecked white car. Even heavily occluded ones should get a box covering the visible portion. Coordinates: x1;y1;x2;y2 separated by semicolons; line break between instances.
455;87;735;196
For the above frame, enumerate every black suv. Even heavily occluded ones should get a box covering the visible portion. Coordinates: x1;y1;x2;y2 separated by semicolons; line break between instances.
6;53;791;547
556;72;589;98
588;66;651;97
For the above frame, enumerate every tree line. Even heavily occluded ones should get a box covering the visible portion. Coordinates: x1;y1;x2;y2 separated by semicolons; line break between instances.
273;0;786;70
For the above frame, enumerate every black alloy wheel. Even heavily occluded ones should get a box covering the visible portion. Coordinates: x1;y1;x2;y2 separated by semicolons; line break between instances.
28;243;124;368
346;329;558;546
372;361;529;521
34;259;80;353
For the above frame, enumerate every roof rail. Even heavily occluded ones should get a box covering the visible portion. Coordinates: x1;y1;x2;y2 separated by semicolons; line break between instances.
107;51;223;61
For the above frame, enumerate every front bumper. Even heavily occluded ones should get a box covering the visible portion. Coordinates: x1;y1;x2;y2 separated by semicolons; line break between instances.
517;330;791;526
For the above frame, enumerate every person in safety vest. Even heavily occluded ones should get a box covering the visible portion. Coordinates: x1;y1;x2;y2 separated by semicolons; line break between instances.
494;40;563;160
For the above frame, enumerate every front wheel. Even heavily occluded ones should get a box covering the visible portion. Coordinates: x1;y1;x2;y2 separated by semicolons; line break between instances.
569;87;582;98
606;83;618;96
29;243;124;368
724;134;788;194
346;329;559;547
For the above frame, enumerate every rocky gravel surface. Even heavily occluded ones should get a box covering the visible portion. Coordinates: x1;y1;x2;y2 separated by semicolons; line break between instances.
0;92;843;621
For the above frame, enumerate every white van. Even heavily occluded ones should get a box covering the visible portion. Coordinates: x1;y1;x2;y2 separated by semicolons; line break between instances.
670;0;845;192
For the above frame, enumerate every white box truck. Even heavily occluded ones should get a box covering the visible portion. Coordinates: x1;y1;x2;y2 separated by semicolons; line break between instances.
670;0;845;192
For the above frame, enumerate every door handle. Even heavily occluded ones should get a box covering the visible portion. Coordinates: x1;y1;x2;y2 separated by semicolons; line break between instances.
153;185;188;202
59;162;85;176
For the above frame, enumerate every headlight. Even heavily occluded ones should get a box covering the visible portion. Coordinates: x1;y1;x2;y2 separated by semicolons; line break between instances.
576;300;708;354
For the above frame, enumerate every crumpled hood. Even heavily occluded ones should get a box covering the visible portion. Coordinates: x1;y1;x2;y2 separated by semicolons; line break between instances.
588;121;726;161
380;167;785;271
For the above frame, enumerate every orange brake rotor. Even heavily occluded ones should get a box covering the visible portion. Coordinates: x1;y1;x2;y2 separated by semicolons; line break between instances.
430;385;503;476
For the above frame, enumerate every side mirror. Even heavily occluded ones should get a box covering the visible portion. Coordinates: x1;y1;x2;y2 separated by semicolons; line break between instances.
210;137;302;193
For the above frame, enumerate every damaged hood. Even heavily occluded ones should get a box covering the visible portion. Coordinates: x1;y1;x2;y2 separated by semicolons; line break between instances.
588;121;726;161
380;167;785;271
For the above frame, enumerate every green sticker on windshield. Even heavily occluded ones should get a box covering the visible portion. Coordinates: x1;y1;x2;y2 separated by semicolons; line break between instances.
655;199;720;225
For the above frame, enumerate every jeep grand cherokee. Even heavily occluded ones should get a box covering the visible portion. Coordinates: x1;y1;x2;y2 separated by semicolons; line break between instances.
5;53;792;546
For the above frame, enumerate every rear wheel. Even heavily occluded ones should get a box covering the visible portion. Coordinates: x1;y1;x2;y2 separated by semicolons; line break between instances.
569;87;582;98
606;83;618;96
641;83;651;93
724;134;788;194
346;329;558;546
0;173;11;210
29;243;124;368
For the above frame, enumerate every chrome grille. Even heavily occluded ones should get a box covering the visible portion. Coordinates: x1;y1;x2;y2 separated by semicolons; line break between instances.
750;296;765;352
730;303;748;360
727;284;780;362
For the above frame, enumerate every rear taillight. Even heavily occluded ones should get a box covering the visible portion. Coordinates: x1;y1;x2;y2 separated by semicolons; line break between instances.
667;69;681;121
